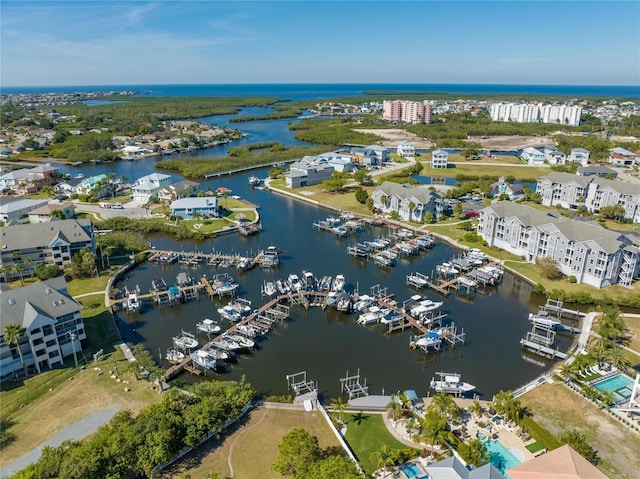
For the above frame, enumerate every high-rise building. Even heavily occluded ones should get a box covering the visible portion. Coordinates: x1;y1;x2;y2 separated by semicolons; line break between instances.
383;100;432;124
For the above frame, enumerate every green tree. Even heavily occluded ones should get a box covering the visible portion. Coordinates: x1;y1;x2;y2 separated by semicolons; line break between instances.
4;323;28;376
369;444;394;476
322;171;348;192
355;187;369;204
536;256;563;280
330;397;348;424
559;429;598;464
354;168;372;186
598;204;626;222
454;202;463;216
299;455;361;479
386;395;403;420
469;399;484;419
423;212;434;224
428;391;460;420
420;415;449;447
606;346;631;372
492;390;522;424
460;438;490;467
64;248;97;279
271;428;321;476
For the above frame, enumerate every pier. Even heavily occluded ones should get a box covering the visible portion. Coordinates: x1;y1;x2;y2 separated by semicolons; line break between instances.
340;369;369;400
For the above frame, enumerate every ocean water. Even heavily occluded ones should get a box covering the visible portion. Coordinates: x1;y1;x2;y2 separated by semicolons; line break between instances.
3;83;639;99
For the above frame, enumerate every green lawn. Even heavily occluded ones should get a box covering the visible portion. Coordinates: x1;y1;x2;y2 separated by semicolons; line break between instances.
66;275;110;296
342;412;417;475
421;163;549;181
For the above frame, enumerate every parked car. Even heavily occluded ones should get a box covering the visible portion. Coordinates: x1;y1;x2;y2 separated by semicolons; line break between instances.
111;203;123;209
465;211;479;218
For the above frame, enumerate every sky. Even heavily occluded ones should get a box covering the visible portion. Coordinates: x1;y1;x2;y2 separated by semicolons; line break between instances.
1;1;639;87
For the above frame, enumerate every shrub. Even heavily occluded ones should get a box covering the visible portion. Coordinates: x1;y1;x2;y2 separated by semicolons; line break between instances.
569;275;577;283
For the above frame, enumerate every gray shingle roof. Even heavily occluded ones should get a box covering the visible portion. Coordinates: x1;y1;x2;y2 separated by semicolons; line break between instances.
593;177;640;196
0;219;93;251
0;277;82;335
538;171;592;188
377;181;443;204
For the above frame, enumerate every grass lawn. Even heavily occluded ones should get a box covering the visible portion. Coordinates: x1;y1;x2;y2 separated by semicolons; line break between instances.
421;163;549;181
624;315;640;355
520;382;640;479
167;408;341;479
343;412;417;475
66;274;110;296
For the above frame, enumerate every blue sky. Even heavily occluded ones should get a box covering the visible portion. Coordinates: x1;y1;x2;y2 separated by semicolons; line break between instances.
2;1;639;86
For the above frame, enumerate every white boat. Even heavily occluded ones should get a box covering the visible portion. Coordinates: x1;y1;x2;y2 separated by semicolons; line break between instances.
407;273;429;288
165;348;185;363
236;256;252;271
380;309;403;325
353;294;374;312
302;271;317;290
436;262;459;275
229;298;252;317
429;372;476;395
127;293;141;312
190;349;217;370
412;331;442;350
332;274;345;292
196;318;221;335
318;275;332;292
262;281;277;297
74;173;85;179
357;306;383;325
206;347;229;361
248;176;262;186
467;248;488;261
458;276;478;288
227;333;255;349
325;291;339;307
409;298;443;317
237;323;261;338
213;336;242;351
528;311;562;328
218;305;242;322
215;280;239;296
336;293;352;312
172;330;199;350
276;279;290;294
288;274;303;292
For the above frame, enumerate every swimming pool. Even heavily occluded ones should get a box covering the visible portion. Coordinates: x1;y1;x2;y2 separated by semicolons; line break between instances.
401;462;425;479
486;439;522;477
592;374;634;404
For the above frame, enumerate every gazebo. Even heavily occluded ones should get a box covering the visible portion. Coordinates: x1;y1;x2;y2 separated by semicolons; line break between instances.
507;444;609;479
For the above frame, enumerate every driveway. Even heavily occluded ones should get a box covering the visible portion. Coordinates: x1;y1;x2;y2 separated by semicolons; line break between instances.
74;203;149;219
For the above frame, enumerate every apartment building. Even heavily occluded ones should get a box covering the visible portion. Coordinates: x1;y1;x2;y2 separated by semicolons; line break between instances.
1;276;85;378
478;202;639;288
490;102;581;126
383;100;432;124
536;171;639;222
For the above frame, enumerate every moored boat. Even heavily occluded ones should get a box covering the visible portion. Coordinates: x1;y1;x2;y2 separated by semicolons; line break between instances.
165;347;185;363
332;274;345;292
190;349;218;370
218;305;242;322
172;330;199;350
127;293;141;312
429;372;476;395
196;318;221;335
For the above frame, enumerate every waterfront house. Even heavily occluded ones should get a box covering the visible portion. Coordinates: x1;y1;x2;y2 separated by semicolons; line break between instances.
0;164;57;193
577;165;617;179
490;176;524;200
397;141;415;160
568;147;590;166
543;147;566;165
536;171;639;222
372;181;445;222
431;149;449;169
170;197;219;220
425;456;504;478
74;174;108;197
158;180;201;203
0;219;96;281
0;198;49;223
344;145;387;166
54;177;83;195
131;173;171;203
477;202;640;287
608;147;639;166
28;202;75;223
521;147;546;165
0;276;85;378
507;444;608;479
285;156;334;188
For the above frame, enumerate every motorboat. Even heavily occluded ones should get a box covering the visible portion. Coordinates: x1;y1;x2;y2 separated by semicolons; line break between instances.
357;306;383;325
436;262;459;276
353;294;374;312
172;330;199;350
205;347;229;361
215;279;239;296
411;331;442;350
415;236;434;248
408;297;443;317
318;275;332;292
237;323;262;338
229;298;252;317
288;274;303;292
236;256;252;271
127;293;141;312
74;173;85;179
457;276;478;288
336;293;352;312
262;281;277;297
190;349;218;370
302;271;317;290
227;333;255;349
467;248;488;261
151;278;167;293
332;274;345;292
429;372;476;395
380;309;403;325
218;305;242;322
165;347;185;363
325;291;339;307
248;176;262;187
196;318;221;335
407;273;429;288
212;335;242;352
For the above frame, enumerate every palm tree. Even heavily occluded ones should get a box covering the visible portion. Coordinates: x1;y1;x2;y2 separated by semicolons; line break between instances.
408;201;416;221
428;391;459;420
386;395;402;421
492;390;522;424
606;346;631;372
469;399;484;419
11;263;24;286
330;396;348;424
420;416;448;447
558;361;579;380
369;444;394;477
465;438;490;467
4;324;28;376
23;258;33;279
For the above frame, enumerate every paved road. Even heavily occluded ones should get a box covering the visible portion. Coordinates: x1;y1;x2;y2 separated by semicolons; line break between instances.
0;406;120;478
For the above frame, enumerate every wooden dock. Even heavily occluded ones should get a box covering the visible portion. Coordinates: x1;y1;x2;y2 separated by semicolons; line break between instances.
520;339;568;360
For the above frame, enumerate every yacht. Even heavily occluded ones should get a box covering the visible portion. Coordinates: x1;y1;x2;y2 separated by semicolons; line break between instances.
248;176;262;187
357;306;383;325
528;310;562;328
353;294;374;312
302;271;317;290
262;281;277;297
429;372;476;395
229;298;252;317
436;263;459;276
318;275;333;292
336;292;352;312
226;333;255;349
165;347;185;363
205;347;229;361
196;318;221;335
215;279;239;296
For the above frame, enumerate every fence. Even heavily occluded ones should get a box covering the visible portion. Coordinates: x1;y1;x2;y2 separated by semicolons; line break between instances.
317;403;365;477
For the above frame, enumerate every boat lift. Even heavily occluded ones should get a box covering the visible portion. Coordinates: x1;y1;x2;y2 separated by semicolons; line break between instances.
340;369;369;400
286;371;317;397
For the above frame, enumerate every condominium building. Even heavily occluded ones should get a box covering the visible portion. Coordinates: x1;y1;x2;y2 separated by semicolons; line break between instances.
383;100;432;124
0;276;85;378
490;102;581;126
536;171;639;222
478;202;640;288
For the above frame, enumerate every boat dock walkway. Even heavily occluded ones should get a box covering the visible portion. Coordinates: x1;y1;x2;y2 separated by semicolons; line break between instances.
426;259;504;296
148;249;270;269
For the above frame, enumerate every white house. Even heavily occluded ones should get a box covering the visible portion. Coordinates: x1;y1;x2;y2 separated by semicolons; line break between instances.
1;277;85;378
170;197;219;219
372;181;445;222
490;177;524;201
431;149;448;169
543;147;566;165
285;156;334;189
397;141;415;160
521;147;546;165
131;173;171;203
568;147;590;166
